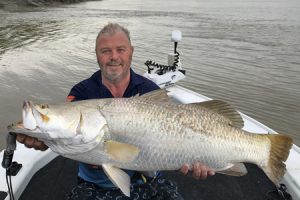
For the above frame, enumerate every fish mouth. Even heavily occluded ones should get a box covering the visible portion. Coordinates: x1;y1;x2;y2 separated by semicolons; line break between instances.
7;101;40;132
21;101;37;130
8;120;49;141
8;121;25;131
7;121;41;135
8;101;45;137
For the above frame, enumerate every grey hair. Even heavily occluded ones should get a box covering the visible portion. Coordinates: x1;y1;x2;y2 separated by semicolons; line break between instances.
96;23;131;44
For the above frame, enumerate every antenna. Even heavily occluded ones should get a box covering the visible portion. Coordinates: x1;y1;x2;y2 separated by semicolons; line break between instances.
171;30;182;54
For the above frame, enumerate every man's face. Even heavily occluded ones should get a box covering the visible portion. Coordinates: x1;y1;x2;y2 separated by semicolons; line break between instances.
96;31;134;83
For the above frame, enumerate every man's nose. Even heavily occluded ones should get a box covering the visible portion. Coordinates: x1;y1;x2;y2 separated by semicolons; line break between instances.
110;50;119;60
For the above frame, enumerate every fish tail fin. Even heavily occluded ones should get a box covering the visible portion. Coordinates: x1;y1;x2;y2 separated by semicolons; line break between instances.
262;134;293;184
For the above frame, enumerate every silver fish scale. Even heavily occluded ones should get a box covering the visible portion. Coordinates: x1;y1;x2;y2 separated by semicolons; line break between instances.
100;98;270;171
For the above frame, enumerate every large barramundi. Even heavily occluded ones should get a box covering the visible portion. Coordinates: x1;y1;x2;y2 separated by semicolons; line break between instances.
8;90;293;197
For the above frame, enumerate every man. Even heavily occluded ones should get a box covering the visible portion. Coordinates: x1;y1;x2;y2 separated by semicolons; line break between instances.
17;23;215;199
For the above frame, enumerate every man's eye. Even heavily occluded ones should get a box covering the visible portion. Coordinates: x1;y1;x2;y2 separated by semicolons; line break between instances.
117;48;126;53
101;49;111;54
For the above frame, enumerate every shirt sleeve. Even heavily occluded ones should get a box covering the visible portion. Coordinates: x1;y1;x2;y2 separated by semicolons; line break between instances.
66;83;88;102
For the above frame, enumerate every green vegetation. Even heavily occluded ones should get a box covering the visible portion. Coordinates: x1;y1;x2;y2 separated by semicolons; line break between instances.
0;0;95;10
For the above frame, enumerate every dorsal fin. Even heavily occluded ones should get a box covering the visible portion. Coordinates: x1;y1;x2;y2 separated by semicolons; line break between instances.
137;89;173;103
192;100;244;129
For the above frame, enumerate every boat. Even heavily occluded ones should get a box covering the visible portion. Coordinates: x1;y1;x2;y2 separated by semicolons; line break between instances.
0;31;299;200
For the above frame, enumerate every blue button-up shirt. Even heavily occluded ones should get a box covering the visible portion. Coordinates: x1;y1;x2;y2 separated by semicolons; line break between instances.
68;68;159;188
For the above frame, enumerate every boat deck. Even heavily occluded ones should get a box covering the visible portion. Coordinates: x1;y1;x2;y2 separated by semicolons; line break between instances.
19;156;283;200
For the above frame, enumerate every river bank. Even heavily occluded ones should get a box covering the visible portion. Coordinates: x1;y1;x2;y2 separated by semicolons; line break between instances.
0;0;94;11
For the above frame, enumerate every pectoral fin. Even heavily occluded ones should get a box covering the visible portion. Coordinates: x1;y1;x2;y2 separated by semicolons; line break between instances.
102;164;131;197
104;140;140;162
218;163;248;176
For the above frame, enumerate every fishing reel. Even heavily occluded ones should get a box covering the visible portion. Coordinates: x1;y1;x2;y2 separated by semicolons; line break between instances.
2;133;17;169
2;132;22;200
2;132;22;175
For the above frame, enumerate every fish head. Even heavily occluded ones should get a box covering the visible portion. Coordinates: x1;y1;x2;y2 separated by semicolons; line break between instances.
19;100;82;139
8;100;108;154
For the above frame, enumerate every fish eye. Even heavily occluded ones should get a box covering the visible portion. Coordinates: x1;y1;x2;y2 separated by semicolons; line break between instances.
40;104;49;109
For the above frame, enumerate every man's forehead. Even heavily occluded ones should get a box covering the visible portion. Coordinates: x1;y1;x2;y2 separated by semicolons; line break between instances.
97;32;130;44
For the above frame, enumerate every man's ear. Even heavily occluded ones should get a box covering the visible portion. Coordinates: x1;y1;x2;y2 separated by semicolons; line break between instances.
130;46;134;61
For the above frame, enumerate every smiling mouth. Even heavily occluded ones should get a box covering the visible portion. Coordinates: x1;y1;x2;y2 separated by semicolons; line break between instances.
108;64;122;67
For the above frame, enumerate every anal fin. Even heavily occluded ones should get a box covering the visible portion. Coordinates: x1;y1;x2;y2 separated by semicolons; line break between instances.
218;163;248;176
102;164;131;197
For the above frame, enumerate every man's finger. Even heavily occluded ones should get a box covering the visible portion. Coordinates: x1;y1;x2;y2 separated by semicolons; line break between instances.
199;164;208;180
16;134;26;143
208;170;215;176
33;140;49;151
24;137;36;148
180;164;189;175
192;162;201;179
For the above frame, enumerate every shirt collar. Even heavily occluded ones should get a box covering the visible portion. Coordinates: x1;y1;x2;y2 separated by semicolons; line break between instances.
94;68;145;97
128;68;145;89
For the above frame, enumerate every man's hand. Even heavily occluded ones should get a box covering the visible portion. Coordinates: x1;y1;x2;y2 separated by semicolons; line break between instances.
180;162;215;180
16;134;48;151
